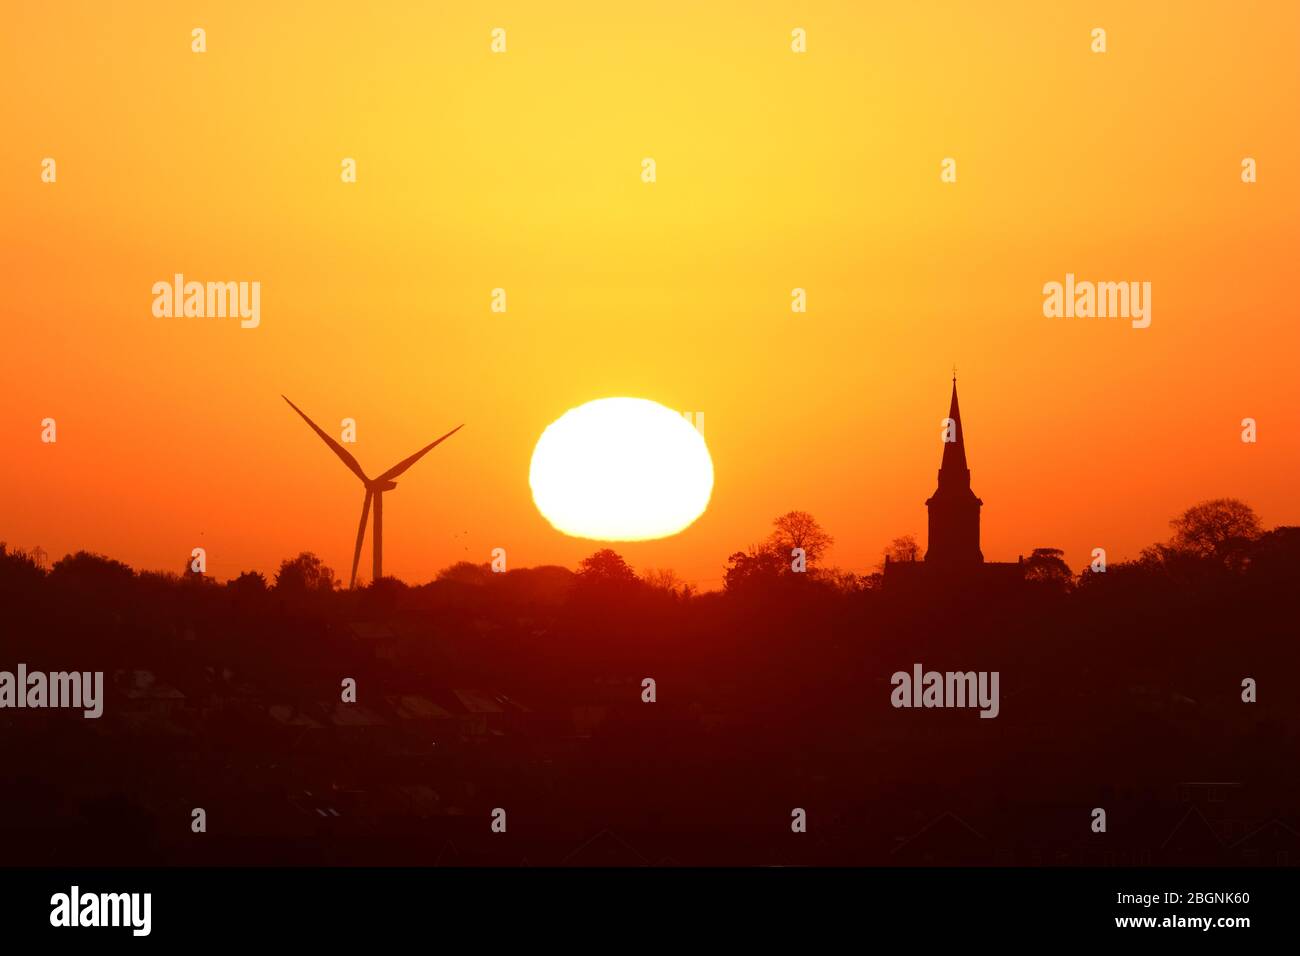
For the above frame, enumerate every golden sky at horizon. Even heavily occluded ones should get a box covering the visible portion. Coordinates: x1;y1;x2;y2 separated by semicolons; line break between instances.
3;2;1298;588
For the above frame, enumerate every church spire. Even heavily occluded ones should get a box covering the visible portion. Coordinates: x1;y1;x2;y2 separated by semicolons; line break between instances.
938;376;969;484
925;373;983;564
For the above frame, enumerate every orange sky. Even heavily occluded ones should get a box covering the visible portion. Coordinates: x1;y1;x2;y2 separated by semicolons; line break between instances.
3;2;1298;589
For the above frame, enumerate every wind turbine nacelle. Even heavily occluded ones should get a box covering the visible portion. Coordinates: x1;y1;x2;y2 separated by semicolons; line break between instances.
371;480;399;492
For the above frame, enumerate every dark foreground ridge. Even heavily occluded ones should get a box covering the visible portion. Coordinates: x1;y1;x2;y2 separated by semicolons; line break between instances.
1;497;1296;868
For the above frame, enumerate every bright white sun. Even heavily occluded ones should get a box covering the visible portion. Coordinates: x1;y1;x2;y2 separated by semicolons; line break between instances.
530;397;714;541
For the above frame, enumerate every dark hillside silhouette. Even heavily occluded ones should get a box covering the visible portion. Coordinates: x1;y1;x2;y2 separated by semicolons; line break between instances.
0;497;1296;865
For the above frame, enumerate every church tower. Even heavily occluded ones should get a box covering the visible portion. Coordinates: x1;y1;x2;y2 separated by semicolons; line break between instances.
924;375;984;564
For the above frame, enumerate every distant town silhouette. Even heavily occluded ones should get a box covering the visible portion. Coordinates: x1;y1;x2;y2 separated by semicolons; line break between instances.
1;380;1296;866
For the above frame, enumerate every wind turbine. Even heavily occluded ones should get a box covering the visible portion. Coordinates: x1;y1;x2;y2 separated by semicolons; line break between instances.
282;396;463;588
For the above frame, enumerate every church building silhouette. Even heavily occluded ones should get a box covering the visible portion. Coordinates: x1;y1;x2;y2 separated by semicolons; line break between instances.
885;375;1024;589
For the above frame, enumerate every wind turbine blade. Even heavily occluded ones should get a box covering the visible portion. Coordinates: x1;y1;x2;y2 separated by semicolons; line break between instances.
350;489;373;589
375;424;464;482
282;395;369;483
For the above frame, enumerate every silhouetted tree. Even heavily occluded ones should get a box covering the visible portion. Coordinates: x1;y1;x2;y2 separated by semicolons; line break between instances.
642;568;685;595
724;545;786;592
436;561;494;586
180;553;217;586
0;543;46;596
359;575;408;616
1245;525;1300;587
814;566;866;593
227;570;268;594
570;550;641;629
577;549;638;585
274;552;337;592
1138;498;1263;578
883;534;921;565
1168;498;1261;563
1023;547;1072;590
767;511;834;566
49;550;134;589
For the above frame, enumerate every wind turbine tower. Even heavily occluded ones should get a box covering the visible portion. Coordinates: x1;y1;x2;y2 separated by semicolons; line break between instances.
282;396;463;588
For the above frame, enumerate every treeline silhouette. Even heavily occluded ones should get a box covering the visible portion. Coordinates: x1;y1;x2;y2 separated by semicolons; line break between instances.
0;499;1296;866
